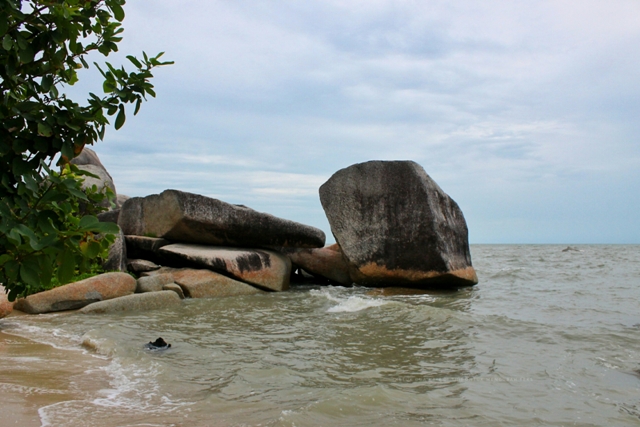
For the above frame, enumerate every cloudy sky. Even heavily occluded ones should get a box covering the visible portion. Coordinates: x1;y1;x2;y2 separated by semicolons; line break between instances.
80;0;640;244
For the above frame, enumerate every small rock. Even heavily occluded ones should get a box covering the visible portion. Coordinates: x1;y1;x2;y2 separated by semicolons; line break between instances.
14;272;136;314
80;290;181;314
0;286;14;319
127;259;161;274
162;283;185;299
136;273;175;293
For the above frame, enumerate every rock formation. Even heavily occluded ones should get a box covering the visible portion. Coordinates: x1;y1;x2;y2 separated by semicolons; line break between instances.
319;160;477;288
118;189;325;249
157;244;291;291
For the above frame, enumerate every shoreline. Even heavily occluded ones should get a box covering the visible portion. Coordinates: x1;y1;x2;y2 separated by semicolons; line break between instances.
0;315;112;427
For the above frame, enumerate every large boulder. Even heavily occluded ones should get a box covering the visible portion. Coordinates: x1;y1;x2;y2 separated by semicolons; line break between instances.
319;161;477;288
148;268;262;298
14;272;136;314
0;286;14;319
118;189;325;248
279;244;352;286
80;290;181;314
158;244;291;291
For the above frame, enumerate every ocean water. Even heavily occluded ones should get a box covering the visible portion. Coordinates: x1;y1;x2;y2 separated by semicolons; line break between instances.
1;245;639;426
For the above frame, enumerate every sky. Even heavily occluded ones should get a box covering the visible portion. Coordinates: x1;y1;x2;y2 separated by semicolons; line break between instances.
76;0;640;244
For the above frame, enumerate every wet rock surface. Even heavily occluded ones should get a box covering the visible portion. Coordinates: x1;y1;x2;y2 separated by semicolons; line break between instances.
14;272;136;314
118;190;325;249
80;290;181;314
319;160;477;288
157;244;291;292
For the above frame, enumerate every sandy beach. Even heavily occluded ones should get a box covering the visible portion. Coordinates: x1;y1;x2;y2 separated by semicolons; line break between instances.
0;313;111;427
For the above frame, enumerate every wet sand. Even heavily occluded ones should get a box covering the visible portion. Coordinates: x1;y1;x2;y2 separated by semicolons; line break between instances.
0;314;111;427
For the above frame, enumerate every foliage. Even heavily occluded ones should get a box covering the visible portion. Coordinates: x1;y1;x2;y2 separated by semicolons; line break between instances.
0;0;172;300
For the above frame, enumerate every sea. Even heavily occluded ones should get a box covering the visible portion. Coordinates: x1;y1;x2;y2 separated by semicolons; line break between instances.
1;245;639;427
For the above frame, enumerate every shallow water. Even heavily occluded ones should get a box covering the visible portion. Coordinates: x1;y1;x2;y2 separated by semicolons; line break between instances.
1;245;640;426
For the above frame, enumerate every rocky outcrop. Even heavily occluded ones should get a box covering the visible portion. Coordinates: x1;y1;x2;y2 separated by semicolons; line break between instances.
0;286;14;319
118;190;325;249
157;244;291;291
280;244;352;286
14;272;136;314
79;290;181;314
319;161;477;288
148;268;262;298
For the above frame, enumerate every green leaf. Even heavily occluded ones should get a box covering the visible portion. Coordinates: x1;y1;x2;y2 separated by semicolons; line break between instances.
114;104;125;130
110;3;125;21
79;215;99;229
91;221;119;234
2;34;12;51
19;45;35;63
4;260;19;281
127;55;142;68
82;240;102;259
38;122;53;137
0;254;12;267
20;258;41;287
57;247;76;285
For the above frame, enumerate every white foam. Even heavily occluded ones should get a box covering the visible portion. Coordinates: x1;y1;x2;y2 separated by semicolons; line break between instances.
310;287;389;313
327;296;389;312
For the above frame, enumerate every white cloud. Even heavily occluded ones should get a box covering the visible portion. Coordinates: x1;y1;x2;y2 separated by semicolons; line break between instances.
86;0;640;243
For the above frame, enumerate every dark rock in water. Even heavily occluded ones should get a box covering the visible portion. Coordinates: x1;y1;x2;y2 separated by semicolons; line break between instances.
562;246;580;252
157;243;291;292
145;337;171;350
319;160;477;288
118;189;325;249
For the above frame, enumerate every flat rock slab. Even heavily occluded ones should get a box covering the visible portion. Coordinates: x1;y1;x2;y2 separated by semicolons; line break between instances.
80;290;181;314
118;189;325;248
14;272;136;314
319;161;477;288
0;286;14;319
158;244;291;292
149;268;262;298
280;244;352;286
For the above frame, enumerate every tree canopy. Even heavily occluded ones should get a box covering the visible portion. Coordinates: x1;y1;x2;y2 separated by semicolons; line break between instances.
0;0;172;300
